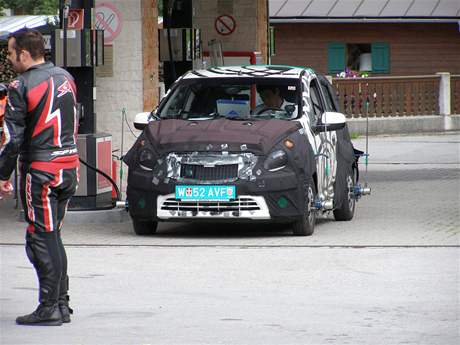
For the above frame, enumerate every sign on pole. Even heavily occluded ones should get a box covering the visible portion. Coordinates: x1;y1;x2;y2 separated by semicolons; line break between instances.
67;9;84;29
214;15;236;36
95;2;123;45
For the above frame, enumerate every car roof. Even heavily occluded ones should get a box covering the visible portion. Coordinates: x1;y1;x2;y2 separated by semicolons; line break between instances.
182;65;316;80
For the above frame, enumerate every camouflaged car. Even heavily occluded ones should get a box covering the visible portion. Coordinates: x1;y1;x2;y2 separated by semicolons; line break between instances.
123;65;369;236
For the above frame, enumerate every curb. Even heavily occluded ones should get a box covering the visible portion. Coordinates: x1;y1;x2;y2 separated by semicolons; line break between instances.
347;114;460;135
19;207;130;225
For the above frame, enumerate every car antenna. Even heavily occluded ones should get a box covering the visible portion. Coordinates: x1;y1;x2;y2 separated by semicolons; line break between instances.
364;91;369;185
361;88;371;197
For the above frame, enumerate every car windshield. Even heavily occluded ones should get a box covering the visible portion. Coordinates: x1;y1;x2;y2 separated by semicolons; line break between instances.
157;77;300;120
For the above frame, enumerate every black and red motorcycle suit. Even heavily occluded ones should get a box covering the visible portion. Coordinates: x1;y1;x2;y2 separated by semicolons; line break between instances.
0;62;79;312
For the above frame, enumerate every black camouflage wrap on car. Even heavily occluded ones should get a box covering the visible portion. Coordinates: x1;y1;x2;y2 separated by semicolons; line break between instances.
123;118;318;221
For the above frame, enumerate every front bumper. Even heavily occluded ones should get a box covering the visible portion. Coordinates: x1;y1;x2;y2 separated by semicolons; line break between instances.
157;194;270;219
127;166;305;222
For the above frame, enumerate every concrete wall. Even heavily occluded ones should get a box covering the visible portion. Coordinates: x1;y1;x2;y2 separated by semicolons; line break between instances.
95;0;143;158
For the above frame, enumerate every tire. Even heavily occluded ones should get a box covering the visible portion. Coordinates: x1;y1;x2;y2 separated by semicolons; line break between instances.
333;168;356;221
292;178;316;236
132;218;158;235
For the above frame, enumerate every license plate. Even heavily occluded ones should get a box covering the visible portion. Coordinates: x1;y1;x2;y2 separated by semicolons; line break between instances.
175;185;236;201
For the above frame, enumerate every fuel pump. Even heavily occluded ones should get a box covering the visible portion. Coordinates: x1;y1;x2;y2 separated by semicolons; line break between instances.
160;0;202;90
54;0;114;210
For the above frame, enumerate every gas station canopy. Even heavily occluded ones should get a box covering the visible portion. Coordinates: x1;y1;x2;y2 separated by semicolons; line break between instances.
0;15;57;39
269;0;460;22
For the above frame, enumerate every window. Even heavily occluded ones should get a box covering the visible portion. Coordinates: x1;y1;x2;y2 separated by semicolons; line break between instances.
347;43;371;71
309;79;324;124
320;82;337;112
158;78;301;120
327;42;390;74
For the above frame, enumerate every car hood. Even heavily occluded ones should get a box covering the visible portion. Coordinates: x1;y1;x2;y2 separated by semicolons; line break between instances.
144;118;302;155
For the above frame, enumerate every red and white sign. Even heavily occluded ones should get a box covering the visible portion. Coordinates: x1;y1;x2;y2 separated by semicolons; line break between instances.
214;15;236;36
95;2;123;45
67;9;84;29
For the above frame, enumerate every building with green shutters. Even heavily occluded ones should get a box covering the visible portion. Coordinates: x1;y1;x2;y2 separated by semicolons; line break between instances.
268;0;460;77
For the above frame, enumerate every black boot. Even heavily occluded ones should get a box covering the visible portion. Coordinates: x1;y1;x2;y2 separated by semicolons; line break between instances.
16;303;63;326
22;232;63;325
57;232;72;323
58;296;73;323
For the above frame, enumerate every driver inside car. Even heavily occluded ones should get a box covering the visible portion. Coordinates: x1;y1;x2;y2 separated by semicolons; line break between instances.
253;85;295;116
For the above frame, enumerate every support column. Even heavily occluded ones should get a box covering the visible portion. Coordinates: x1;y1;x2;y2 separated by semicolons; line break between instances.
437;72;451;115
256;0;268;64
142;0;159;110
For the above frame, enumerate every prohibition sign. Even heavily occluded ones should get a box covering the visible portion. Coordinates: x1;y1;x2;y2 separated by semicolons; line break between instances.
95;2;123;44
215;15;236;36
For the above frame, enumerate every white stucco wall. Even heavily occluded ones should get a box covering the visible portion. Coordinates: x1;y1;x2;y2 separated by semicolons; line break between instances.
95;0;143;159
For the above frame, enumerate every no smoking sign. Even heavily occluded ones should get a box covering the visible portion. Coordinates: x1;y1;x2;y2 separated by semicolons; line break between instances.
215;15;236;36
95;2;123;44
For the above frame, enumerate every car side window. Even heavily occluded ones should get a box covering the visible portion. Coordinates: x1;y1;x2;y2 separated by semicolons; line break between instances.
309;79;325;123
320;81;337;112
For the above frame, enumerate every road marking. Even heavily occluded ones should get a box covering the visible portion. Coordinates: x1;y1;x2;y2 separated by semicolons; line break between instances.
1;244;458;248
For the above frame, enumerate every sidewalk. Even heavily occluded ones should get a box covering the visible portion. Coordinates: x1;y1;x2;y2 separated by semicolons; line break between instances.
348;114;460;135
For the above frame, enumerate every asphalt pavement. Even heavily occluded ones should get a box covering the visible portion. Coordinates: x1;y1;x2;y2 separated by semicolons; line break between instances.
1;131;459;345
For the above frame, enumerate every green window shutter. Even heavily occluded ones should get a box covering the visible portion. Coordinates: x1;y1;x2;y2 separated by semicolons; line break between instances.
327;43;346;73
371;42;390;73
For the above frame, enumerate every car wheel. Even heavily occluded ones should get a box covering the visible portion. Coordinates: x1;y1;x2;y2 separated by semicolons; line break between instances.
292;178;316;236
132;218;158;235
333;168;356;221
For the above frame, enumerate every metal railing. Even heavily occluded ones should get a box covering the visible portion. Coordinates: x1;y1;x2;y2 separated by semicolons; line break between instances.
332;75;440;118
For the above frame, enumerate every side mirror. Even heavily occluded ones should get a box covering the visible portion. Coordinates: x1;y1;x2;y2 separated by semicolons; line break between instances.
133;112;151;130
315;111;346;132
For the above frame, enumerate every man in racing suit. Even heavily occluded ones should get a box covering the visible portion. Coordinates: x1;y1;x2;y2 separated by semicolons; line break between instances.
0;29;79;326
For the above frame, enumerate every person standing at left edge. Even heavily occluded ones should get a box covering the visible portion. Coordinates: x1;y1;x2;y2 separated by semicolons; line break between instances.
0;28;79;326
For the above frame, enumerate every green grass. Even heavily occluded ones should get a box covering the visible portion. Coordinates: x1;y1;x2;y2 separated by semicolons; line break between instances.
350;132;360;139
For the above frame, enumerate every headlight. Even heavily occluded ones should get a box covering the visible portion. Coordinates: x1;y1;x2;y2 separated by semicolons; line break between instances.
138;148;155;171
263;149;288;172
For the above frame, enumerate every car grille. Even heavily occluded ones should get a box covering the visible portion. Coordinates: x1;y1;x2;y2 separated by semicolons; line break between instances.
180;163;239;181
157;194;271;219
165;152;258;183
160;197;260;212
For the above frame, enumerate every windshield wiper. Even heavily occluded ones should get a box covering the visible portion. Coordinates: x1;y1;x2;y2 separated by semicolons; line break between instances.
225;115;259;121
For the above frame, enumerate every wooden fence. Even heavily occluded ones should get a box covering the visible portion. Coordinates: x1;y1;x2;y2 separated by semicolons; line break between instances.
332;75;440;118
451;75;460;115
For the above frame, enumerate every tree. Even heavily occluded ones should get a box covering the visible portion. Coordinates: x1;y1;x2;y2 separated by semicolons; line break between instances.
0;0;59;15
158;0;163;17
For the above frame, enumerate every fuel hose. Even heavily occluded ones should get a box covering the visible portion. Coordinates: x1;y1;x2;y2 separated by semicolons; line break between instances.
77;157;122;210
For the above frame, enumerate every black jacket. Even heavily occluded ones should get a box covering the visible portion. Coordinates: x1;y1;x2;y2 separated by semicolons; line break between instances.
0;62;78;180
